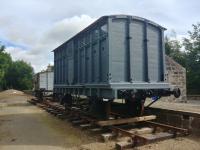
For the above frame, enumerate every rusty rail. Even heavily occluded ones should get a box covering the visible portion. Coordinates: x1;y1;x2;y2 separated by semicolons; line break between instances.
145;121;189;136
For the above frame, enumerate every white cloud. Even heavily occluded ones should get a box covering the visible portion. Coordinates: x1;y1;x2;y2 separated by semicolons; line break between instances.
43;15;95;47
5;15;95;72
5;46;47;70
1;0;200;73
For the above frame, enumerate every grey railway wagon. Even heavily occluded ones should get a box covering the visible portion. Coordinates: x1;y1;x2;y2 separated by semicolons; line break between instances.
53;15;172;99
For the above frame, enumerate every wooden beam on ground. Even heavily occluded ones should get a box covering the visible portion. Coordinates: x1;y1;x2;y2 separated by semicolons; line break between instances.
96;115;156;126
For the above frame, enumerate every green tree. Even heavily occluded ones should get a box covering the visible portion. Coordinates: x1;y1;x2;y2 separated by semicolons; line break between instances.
0;44;12;90
0;44;5;52
5;60;34;90
165;36;186;67
183;23;200;94
0;43;34;90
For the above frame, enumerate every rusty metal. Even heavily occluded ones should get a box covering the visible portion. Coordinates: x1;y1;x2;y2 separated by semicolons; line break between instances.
145;121;189;135
111;126;148;145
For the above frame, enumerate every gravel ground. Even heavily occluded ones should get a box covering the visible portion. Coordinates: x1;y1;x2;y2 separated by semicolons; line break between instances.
0;90;108;150
0;90;200;150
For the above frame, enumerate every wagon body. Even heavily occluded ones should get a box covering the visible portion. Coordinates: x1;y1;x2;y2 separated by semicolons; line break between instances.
53;15;170;99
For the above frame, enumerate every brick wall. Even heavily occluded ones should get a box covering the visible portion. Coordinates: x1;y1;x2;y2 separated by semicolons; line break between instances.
165;55;187;102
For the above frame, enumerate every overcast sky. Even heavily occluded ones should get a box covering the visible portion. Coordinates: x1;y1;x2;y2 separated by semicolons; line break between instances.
0;0;199;72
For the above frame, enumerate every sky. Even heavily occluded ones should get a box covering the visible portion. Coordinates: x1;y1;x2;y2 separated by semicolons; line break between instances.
0;0;199;72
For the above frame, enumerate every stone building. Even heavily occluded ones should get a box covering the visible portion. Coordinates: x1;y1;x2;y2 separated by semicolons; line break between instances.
165;55;187;102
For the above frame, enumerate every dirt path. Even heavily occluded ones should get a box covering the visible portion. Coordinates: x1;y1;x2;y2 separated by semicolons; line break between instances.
0;90;114;150
0;90;199;150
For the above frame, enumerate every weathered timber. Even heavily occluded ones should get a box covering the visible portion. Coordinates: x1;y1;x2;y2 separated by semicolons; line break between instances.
129;127;153;135
80;124;92;129
96;115;156;126
115;132;173;150
140;132;173;142
116;141;133;150
90;128;102;132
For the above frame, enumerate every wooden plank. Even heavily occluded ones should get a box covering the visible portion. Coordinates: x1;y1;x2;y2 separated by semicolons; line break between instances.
115;132;174;150
97;115;156;126
80;124;92;129
90;128;102;132
140;132;173;142
116;141;132;150
129;127;153;135
111;126;148;142
105;127;153;142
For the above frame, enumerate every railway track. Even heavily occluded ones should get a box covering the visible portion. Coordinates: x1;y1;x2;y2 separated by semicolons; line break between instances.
28;98;189;150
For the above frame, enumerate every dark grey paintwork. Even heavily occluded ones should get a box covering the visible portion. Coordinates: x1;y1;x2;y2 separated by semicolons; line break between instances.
53;15;171;99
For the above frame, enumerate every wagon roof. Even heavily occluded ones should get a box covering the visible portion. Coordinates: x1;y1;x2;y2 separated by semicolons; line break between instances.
52;15;166;52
